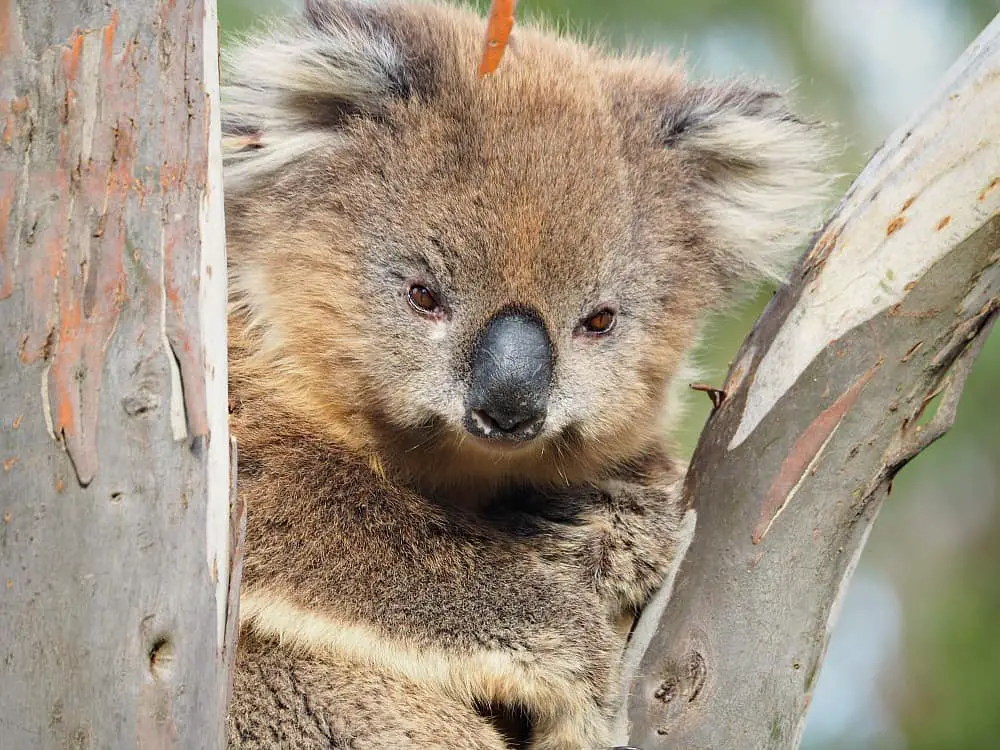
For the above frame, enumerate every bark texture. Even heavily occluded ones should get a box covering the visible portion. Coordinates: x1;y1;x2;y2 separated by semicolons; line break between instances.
0;1;234;747
621;13;1000;749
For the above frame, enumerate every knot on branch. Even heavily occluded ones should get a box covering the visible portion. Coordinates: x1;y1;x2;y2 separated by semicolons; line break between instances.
651;648;709;735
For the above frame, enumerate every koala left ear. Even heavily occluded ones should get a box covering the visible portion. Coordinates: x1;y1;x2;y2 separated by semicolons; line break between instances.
663;83;834;283
221;0;439;189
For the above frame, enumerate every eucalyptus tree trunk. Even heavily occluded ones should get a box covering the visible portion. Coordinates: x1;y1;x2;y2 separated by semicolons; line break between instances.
0;1;239;748
620;12;1000;749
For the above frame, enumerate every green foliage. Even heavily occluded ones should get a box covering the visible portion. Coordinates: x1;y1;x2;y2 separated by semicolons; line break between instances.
903;550;1000;750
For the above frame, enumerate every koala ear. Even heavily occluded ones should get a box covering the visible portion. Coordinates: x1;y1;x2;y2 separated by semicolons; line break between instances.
222;0;435;186
663;83;834;283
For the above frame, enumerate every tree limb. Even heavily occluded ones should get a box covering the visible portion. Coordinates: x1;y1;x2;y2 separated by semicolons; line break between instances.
622;12;1000;749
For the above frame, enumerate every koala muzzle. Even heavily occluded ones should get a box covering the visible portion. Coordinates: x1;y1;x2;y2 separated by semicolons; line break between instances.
465;308;552;443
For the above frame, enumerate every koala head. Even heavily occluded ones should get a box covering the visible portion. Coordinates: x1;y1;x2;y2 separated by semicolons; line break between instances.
224;0;831;491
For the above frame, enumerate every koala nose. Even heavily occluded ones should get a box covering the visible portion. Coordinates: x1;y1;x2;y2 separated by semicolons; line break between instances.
465;308;552;443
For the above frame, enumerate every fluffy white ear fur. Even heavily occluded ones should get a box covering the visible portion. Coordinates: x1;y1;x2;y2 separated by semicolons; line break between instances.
665;84;834;283
221;0;409;188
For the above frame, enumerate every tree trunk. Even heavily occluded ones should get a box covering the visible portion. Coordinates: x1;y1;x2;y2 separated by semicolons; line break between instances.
0;1;237;748
621;12;1000;749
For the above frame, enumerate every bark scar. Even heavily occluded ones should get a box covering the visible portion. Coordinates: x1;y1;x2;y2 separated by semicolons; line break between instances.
753;362;880;545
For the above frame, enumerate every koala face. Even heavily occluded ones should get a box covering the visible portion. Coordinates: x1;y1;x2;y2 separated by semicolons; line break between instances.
223;0;831;489
327;85;702;477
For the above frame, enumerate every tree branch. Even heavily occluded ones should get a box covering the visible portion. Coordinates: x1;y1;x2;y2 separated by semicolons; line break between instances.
622;12;1000;749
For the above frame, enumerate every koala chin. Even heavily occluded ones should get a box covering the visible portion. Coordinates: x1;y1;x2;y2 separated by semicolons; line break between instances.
222;1;832;748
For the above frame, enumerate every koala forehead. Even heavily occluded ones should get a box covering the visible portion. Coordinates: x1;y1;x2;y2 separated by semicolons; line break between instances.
363;102;650;310
304;35;690;323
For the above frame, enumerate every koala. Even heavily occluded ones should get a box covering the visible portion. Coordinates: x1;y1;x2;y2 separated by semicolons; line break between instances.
221;1;831;748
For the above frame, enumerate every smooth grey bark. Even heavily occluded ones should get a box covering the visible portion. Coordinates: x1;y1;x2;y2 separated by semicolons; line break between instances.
622;12;1000;750
0;1;236;748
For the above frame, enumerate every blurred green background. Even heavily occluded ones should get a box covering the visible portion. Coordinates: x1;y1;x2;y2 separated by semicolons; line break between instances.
217;1;1000;747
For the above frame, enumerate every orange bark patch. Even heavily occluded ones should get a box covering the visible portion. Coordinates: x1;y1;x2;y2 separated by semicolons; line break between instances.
0;0;22;57
1;95;28;146
803;225;843;277
979;177;999;202
753;364;880;545
886;216;906;236
0;172;13;299
63;30;85;82
103;10;119;64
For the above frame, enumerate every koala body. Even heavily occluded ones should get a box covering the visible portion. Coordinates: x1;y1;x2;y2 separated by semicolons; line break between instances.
222;2;830;748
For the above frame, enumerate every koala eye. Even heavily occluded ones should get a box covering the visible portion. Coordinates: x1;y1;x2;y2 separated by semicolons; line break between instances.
407;284;443;316
579;308;617;336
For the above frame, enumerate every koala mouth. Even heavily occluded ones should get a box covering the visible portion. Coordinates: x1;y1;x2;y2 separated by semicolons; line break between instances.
465;408;546;445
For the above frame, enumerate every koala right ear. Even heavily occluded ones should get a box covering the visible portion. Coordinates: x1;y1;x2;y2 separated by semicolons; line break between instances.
607;60;833;287
658;83;834;284
222;0;436;186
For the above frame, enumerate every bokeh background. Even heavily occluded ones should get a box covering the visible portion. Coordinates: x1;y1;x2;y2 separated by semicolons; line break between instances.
217;1;1000;747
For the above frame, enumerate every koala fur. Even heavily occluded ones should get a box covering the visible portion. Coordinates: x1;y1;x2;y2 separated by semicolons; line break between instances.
222;1;831;748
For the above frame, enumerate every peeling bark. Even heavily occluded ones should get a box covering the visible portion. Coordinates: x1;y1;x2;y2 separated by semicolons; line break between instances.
0;1;234;747
621;13;1000;749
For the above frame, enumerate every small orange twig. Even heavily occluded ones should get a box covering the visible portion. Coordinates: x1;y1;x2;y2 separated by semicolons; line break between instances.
478;0;517;77
690;383;728;412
